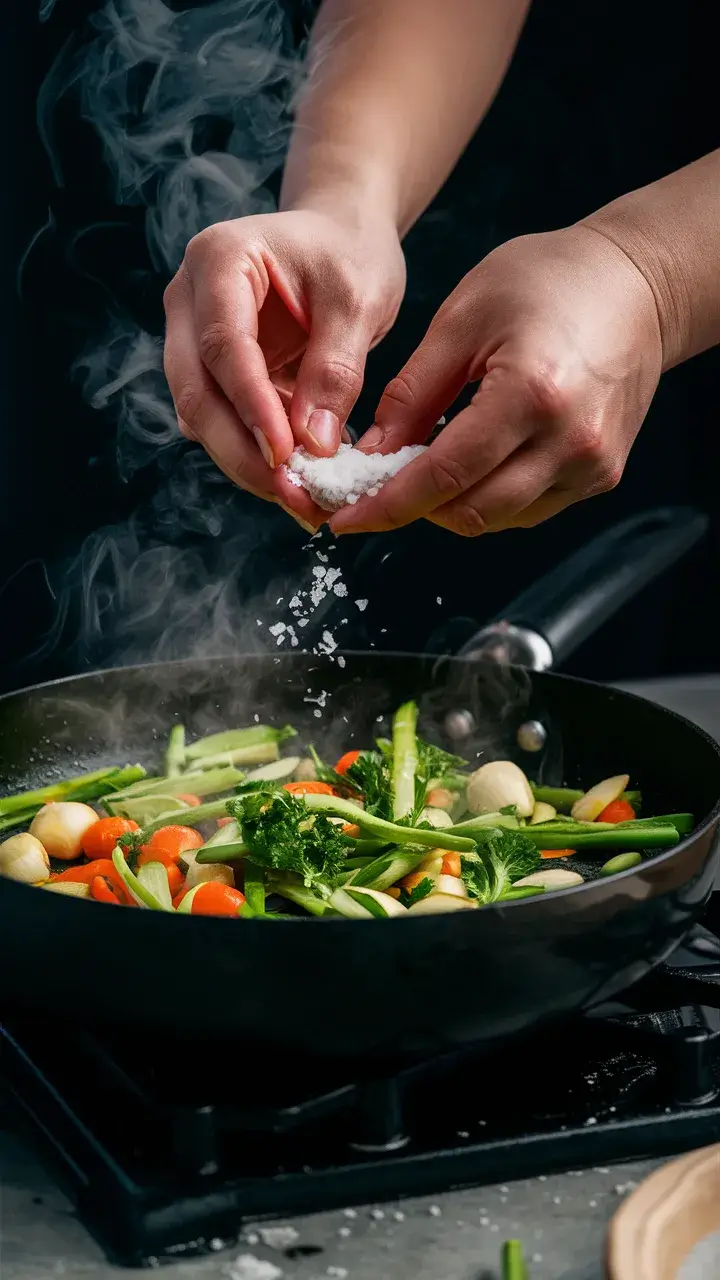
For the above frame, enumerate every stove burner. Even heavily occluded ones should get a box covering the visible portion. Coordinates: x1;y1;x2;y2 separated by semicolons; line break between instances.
3;898;720;1267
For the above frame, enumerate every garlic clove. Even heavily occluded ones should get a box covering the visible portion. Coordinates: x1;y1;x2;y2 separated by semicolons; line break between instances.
530;801;557;825
419;806;454;829
570;775;630;822
514;869;584;890
437;874;469;898
29;802;99;861
184;858;234;891
466;760;534;817
0;833;50;884
408;892;478;914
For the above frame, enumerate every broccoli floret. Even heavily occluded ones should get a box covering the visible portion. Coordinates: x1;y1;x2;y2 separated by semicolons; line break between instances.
227;790;350;890
461;829;541;903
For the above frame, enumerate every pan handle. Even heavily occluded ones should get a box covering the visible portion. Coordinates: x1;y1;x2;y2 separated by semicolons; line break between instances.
458;507;709;670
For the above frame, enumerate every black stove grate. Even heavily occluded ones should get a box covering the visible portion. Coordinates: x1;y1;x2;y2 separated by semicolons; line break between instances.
3;897;720;1268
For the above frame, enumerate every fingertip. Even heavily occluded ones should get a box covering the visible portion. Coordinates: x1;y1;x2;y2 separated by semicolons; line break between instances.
295;408;341;458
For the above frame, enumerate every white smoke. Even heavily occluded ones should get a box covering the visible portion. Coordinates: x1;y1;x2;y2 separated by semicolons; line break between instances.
33;0;322;670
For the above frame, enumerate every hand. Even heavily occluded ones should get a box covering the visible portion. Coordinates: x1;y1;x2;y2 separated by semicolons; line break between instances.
163;208;406;530
329;224;663;536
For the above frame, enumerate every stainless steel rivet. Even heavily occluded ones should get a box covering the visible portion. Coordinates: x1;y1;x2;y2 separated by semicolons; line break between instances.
516;720;547;752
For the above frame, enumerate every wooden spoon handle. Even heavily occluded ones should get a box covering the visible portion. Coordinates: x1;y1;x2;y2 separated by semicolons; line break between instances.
606;1144;720;1280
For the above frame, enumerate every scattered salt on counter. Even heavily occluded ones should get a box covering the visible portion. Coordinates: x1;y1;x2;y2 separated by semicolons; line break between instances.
256;1226;299;1250
284;442;426;511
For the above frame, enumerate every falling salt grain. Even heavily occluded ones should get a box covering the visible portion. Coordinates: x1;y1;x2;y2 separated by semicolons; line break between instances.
428;1205;442;1217
342;1209;357;1219
337;655;346;668
392;1211;405;1222
355;599;368;612
436;597;442;605
338;1227;351;1238
370;1208;385;1221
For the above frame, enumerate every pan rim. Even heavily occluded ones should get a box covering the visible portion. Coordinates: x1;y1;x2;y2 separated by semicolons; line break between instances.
1;651;718;918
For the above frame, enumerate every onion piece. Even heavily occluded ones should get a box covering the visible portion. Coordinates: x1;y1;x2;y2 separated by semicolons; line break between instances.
466;761;534;817
570;775;630;822
329;886;408;919
437;874;468;898
0;833;50;884
42;880;90;898
419;807;454;829
407;893;478;914
184;856;234;891
530;801;557;825
513;869;584;890
111;846;173;910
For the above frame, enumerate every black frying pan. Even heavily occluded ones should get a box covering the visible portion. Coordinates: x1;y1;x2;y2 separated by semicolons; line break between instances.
0;508;718;1063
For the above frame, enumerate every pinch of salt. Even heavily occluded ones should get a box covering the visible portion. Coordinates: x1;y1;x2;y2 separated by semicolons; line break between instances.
283;442;427;512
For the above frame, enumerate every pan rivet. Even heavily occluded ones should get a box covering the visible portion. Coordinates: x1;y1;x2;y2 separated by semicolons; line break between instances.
517;720;546;752
444;709;476;742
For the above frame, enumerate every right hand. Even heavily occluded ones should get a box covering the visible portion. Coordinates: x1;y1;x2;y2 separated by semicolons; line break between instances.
163;208;406;529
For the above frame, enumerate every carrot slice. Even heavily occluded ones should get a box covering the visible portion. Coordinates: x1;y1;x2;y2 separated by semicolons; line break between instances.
597;800;636;824
282;781;336;796
540;849;576;859
335;751;361;776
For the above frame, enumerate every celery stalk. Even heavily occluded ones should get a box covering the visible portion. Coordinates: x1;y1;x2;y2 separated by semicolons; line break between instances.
391;700;418;821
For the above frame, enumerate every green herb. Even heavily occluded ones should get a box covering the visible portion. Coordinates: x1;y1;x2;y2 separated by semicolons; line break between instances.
398;876;434;908
461;829;541;904
227;790;351;889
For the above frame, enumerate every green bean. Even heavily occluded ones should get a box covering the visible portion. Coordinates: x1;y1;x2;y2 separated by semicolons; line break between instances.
599;852;643;876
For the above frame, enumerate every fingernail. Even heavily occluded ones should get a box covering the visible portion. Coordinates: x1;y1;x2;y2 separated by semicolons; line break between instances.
252;426;276;468
357;424;385;452
279;504;318;535
307;409;340;453
341;426;353;445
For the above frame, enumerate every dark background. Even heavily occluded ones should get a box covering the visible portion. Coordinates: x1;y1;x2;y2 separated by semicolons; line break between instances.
3;0;718;692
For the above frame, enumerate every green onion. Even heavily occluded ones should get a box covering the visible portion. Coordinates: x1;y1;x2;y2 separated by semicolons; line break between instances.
348;846;430;891
330;887;393;919
519;823;678;850
445;812;521;835
134;797;230;842
303;793;477;852
531;784;641;813
164;724;186;778
185;725;296;762
0;808;40;834
497;885;547;901
270;876;330;916
190;743;281;771
599;851;643;876
108;794;191;824
243;860;266;914
502;1239;528;1280
112;846;173;910
392;700;418;821
0;764;146;818
195;841;248;863
105;766;245;807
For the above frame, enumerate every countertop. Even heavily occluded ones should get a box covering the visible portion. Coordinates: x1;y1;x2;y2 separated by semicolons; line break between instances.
2;674;719;1280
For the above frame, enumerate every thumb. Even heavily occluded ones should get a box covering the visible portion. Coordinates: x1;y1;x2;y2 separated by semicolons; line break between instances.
289;308;373;457
358;310;475;455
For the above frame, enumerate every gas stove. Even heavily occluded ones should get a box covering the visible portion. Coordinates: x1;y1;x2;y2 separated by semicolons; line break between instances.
3;897;720;1269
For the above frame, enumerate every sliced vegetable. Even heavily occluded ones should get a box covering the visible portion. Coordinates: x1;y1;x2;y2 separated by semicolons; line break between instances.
175;793;202;807
29;802;100;861
540;848;575;859
282;781;336;796
111;846;174;910
419;806;454;829
183;858;235;892
391;700;418;821
0;764;146;819
597;798;636;823
437;874;468;898
185;724;296;762
177;881;246;916
466;761;534;818
139;825;204;864
165;724;186;777
42;880;90;898
302;793;477;852
530;801;557;825
519;822;679;851
599;852;643;876
426;787;455;811
335;750;362;775
270;875;330;916
440;852;462;877
407;892;477;914
90;875;123;904
136;797;230;840
514;869;584;889
349;847;435;892
571;774;630;822
81;816;140;860
243;757;300;783
330;886;408;919
50;858;131;902
243;860;266;914
106;766;245;809
531;784;642;813
110;795;191;825
0;833;50;884
137;861;173;910
460;829;541;903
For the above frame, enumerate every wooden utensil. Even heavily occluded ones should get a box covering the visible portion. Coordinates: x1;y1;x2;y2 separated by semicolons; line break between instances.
606;1144;720;1279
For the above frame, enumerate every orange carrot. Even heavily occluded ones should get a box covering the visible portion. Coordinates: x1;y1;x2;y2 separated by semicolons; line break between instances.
216;816;233;828
282;781;336;796
540;849;576;859
51;858;132;901
597;799;636;824
139;825;203;864
441;852;462;877
335;750;361;776
81;817;139;860
90;875;123;905
187;881;246;916
175;793;202;807
398;870;432;893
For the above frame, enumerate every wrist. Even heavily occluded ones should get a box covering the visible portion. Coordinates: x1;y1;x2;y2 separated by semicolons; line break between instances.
580;199;691;373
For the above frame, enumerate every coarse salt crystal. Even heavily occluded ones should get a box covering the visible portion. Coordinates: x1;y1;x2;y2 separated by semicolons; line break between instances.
222;1256;283;1280
355;599;368;612
284;443;427;512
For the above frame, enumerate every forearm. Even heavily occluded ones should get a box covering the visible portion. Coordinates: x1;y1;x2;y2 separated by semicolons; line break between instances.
281;0;530;236
581;149;720;370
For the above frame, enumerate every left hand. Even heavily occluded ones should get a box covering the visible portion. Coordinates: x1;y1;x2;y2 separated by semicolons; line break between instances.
329;224;664;536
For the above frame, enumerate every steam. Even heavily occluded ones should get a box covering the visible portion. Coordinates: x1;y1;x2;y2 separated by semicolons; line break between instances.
34;0;312;670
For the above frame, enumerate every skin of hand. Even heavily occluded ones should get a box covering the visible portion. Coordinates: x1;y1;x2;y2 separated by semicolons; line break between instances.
163;207;406;531
329;224;665;536
331;148;720;537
